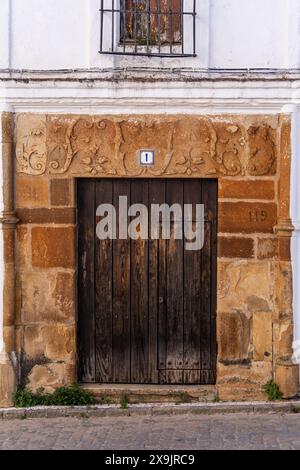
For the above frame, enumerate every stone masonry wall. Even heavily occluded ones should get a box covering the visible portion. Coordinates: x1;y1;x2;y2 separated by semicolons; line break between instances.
11;113;296;400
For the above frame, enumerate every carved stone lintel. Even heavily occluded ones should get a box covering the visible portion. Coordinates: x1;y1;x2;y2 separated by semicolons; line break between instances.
16;116;251;178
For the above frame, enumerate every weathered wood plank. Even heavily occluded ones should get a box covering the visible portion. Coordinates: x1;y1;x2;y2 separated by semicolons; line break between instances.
95;180;113;382
77;179;96;382
164;180;184;382
112;180;131;383
130;180;149;383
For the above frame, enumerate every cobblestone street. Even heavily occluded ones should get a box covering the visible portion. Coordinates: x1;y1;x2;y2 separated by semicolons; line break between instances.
0;412;300;450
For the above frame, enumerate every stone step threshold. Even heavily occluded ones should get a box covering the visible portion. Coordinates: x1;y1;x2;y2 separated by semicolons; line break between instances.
81;384;217;404
1;400;300;420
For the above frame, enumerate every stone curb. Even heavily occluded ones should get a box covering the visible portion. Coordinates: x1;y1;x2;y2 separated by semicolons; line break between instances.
0;401;300;420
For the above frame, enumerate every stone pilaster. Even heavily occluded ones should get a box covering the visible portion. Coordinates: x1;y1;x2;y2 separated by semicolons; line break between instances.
0;111;18;406
274;114;299;398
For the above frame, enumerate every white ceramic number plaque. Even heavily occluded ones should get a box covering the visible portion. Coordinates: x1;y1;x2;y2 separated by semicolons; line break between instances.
140;150;155;165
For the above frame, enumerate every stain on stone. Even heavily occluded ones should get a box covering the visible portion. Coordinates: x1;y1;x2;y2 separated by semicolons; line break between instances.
246;295;270;312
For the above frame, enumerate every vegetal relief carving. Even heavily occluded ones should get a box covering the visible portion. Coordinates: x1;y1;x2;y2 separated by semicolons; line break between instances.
15;115;277;178
212;123;246;176
16;115;47;176
248;124;276;176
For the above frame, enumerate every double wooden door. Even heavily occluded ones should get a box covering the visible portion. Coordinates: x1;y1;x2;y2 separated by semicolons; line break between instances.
77;179;217;384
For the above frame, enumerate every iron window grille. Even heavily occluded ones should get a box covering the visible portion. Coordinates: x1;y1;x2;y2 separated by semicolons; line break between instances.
99;0;197;58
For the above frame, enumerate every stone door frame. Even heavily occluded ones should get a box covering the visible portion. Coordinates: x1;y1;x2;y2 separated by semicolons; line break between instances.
0;111;299;405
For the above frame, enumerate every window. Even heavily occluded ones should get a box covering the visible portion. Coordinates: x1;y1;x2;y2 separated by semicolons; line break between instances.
99;0;196;57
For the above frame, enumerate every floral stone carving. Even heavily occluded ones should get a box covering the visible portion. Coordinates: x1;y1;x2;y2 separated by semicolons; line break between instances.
14;115;278;178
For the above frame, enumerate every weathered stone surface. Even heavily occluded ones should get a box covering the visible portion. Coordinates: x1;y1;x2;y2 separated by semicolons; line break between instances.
3;327;15;354
15;177;49;208
24;325;75;362
0;362;15;407
27;363;72;393
219;202;277;233
253;312;272;361
278;117;292;219
1;112;14;143
278;323;294;358
9;112;292;402
218;311;250;363
219;179;275;200
278;238;291;261
273;261;293;322
257;237;291;262
218;236;254;258
16;226;30;267
247;124;277;176
21;271;75;324
50;179;72;206
275;362;299;398
17;208;75;224
217;362;272;401
14;115;282;178
257;238;278;260
31;227;75;268
3;229;14;264
16;114;47;175
218;261;272;313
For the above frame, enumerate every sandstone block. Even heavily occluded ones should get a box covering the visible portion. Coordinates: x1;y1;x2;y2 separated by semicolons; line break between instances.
257;238;278;260
17;208;75;225
219;202;277;234
218;311;250;363
273;261;292;322
218;260;271;313
217;362;272;401
219;180;275;200
278;238;291;261
50;179;72;206
0;362;15;407
27;363;72;394
16;226;30;267
21;271;75;324
15;177;49;208
32;227;75;268
218;236;254;258
253;312;272;361
24;324;75;362
275;362;299;398
278;323;294;358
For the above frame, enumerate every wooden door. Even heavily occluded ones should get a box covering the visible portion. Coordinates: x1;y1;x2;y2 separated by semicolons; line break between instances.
77;179;217;384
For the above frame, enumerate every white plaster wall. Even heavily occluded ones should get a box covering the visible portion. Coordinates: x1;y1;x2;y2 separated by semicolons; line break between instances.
0;0;11;69
9;0;89;70
1;0;300;70
210;0;287;69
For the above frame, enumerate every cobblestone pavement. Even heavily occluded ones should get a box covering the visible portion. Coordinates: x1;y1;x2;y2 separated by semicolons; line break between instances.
0;412;300;450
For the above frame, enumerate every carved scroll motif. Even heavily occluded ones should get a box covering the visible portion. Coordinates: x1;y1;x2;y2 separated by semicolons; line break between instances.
15;116;272;178
248;124;276;176
16;116;47;176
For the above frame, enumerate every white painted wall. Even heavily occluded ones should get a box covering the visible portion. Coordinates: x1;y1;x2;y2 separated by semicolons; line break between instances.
1;0;300;70
9;0;89;70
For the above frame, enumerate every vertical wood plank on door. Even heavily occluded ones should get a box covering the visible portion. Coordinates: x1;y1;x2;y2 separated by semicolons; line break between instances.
183;179;202;384
130;180;149;383
95;180;113;382
200;180;217;376
112;180;131;383
148;180;165;383
165;180;184;384
77;180;96;382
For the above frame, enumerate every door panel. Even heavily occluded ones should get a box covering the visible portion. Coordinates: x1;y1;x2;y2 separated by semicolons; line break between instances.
77;179;217;385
